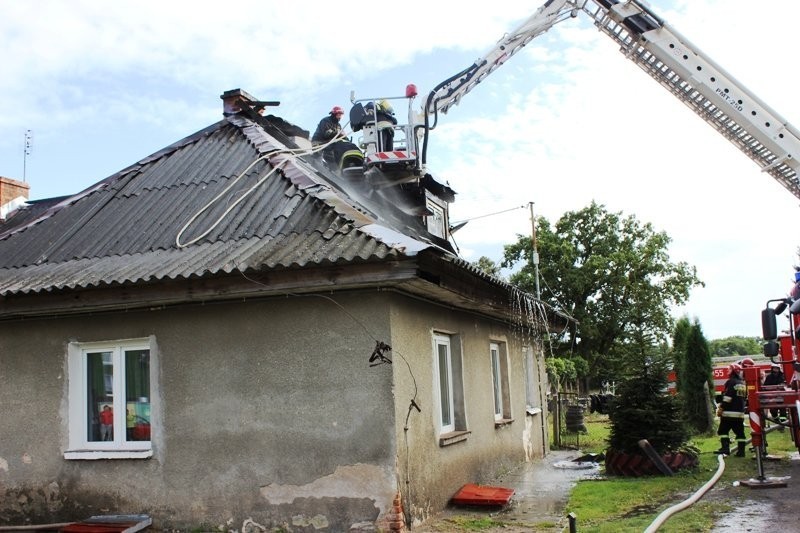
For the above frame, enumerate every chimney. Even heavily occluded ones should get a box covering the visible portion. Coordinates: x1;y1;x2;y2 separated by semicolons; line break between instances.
0;176;29;220
220;88;259;115
220;88;280;116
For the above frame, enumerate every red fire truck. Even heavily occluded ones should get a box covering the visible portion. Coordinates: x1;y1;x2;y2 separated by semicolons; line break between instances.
666;358;772;396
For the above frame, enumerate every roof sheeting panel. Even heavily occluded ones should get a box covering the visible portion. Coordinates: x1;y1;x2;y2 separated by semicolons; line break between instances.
0;116;438;296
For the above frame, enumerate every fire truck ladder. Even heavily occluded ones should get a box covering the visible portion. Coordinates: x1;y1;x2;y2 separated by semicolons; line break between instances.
582;0;800;200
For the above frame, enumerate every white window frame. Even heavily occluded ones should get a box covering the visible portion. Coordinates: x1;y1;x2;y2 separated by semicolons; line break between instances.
433;334;455;434
65;339;153;460
523;345;543;415
490;341;512;423
426;199;446;239
491;342;504;420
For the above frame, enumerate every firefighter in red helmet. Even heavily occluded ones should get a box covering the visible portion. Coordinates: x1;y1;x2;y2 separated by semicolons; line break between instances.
312;106;346;147
312;106;354;169
716;362;747;456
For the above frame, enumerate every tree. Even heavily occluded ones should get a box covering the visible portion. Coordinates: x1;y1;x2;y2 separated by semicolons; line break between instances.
607;347;688;455
671;316;692;394
682;320;715;434
471;256;502;277
502;201;703;381
708;336;761;357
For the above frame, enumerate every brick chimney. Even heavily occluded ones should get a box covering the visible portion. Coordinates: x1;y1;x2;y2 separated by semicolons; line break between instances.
0;176;29;220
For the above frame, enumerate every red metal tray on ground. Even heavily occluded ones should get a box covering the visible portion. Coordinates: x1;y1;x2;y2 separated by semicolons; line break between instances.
450;483;515;506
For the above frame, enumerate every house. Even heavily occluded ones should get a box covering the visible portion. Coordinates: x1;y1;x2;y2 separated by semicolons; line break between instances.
0;89;568;531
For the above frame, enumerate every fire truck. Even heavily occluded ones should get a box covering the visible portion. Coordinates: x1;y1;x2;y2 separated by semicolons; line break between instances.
666;358;773;397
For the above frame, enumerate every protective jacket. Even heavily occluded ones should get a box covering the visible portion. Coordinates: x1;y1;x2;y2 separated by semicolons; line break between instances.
763;369;785;387
312;115;342;145
720;372;746;418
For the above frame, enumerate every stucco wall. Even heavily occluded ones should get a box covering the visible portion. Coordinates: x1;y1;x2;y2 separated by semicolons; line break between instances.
387;293;548;525
0;292;398;531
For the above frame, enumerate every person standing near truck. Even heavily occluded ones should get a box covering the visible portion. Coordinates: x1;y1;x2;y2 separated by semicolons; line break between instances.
716;362;747;457
763;362;787;421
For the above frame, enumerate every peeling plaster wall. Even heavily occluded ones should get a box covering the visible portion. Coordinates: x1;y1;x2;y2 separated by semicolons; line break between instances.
387;294;548;524
0;292;397;531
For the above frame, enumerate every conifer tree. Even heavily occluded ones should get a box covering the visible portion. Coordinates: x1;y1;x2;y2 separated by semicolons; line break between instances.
672;316;691;394
607;346;688;455
682;320;715;434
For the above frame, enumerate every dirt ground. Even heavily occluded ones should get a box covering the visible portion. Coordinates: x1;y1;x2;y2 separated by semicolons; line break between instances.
700;451;799;533
412;449;800;532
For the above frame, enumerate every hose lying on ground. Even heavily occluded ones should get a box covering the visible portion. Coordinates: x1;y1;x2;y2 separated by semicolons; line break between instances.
643;454;725;533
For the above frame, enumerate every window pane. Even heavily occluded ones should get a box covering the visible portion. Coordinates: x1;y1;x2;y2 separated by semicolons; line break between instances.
125;349;151;442
492;348;502;416
86;351;114;442
438;344;452;427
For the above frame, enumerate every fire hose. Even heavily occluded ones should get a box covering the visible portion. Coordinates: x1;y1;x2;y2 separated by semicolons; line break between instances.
644;423;785;532
643;454;725;533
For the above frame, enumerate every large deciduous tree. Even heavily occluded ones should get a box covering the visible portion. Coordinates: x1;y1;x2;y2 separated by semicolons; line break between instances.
502;201;702;381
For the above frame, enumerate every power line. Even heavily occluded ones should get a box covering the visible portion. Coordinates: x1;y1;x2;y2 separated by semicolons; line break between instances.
450;204;526;226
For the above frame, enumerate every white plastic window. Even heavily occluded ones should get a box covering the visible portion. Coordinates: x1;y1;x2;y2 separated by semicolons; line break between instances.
66;339;152;459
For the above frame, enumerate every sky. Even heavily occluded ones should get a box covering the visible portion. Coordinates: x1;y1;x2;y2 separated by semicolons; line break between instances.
2;0;799;340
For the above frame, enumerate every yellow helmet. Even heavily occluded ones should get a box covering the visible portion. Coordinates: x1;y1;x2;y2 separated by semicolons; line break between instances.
378;99;394;114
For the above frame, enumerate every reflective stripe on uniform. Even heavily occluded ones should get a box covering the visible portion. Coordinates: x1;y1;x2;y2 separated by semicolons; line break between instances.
722;411;745;418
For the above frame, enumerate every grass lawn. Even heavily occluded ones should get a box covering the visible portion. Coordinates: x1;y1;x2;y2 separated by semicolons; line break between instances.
565;413;797;532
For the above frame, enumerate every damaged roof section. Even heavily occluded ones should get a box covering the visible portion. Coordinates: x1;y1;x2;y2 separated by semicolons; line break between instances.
0;88;570;332
0;96;453;296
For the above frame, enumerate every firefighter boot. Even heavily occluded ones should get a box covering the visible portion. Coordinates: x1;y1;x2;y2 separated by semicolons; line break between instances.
715;437;730;455
735;441;746;457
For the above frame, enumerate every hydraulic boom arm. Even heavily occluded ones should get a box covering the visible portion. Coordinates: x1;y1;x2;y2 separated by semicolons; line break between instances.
422;0;800;200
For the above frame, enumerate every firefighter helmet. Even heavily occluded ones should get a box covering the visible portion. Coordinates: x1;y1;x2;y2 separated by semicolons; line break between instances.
331;106;345;116
771;362;781;370
729;362;743;374
377;99;394;115
740;357;755;368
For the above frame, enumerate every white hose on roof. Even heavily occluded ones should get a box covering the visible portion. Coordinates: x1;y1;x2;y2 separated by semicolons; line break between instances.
174;121;353;249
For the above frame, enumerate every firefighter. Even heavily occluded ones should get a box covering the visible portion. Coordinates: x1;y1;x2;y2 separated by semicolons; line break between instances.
716;362;747;456
312;106;361;171
763;362;787;420
312;106;345;146
312;106;346;165
363;100;397;151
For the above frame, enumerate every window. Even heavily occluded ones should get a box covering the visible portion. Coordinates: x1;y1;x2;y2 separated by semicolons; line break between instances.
432;333;468;444
426;198;447;239
490;342;512;424
523;345;543;415
66;339;153;459
434;334;455;433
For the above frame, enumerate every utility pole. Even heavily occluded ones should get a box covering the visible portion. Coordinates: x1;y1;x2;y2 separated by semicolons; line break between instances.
529;201;541;299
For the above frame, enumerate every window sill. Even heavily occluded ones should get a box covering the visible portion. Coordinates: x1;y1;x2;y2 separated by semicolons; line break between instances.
494;418;514;428
439;430;471;447
64;449;152;460
526;407;543;416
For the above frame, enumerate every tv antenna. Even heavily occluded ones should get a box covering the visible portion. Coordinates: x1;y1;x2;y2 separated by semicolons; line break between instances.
23;129;32;182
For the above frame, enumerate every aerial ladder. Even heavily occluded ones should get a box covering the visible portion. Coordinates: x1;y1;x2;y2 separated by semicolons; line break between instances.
415;0;800;200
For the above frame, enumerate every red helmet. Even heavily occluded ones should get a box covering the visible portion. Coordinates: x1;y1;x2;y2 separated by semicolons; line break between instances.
331;106;345;116
740;357;755;368
729;363;743;374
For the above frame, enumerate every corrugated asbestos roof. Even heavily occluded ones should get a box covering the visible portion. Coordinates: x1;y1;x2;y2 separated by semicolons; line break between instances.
0;111;450;296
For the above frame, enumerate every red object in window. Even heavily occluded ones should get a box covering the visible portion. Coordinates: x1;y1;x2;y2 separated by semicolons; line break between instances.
450;483;514;506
